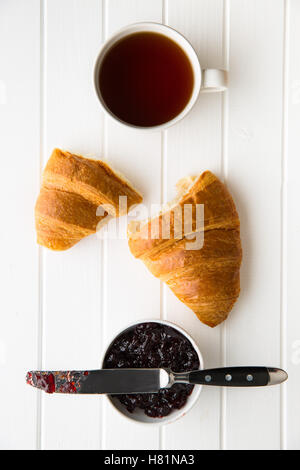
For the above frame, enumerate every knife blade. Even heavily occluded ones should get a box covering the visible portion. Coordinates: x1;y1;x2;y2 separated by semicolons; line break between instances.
26;369;170;394
26;366;288;394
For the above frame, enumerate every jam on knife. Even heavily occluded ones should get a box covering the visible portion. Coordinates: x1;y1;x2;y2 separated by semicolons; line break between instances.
26;370;90;394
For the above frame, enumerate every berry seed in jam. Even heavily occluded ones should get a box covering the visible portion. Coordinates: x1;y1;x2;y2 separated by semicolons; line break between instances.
103;322;200;418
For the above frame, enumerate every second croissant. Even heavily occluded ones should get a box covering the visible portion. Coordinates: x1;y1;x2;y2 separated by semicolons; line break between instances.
128;171;242;327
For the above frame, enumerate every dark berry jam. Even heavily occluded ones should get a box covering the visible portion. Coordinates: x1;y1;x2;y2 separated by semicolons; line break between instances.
26;371;55;394
103;322;200;418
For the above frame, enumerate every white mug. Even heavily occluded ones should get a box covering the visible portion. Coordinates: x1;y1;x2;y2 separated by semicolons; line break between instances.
94;22;227;131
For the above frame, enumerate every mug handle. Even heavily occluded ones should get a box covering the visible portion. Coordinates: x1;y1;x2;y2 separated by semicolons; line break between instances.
201;69;227;93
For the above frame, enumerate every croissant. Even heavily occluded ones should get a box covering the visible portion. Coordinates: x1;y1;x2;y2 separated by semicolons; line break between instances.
128;171;242;327
35;148;142;250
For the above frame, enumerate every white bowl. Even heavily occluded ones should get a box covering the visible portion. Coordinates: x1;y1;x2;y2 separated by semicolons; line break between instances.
101;319;204;425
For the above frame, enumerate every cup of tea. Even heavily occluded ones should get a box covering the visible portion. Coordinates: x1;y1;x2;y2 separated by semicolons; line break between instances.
94;22;226;131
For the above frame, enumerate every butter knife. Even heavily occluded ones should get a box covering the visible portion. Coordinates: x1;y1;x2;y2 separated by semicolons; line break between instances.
26;367;288;394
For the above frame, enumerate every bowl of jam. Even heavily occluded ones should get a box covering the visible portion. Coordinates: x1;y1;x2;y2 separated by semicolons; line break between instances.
102;320;203;424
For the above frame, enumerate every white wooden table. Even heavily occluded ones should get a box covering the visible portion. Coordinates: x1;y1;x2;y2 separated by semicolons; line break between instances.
1;0;299;450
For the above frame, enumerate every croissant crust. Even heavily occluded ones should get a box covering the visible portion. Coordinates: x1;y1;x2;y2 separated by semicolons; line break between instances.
35;148;142;250
128;171;242;327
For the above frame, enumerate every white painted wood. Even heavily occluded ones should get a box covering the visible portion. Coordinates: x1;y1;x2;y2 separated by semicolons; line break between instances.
103;0;163;450
41;0;104;450
286;0;300;451
225;0;284;450
163;0;225;450
2;0;300;451
0;0;40;450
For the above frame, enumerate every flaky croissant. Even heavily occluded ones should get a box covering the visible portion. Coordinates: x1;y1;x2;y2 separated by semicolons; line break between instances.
128;171;242;327
35;148;142;250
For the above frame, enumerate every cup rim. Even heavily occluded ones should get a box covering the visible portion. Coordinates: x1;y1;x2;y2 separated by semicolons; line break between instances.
94;22;202;132
100;318;204;426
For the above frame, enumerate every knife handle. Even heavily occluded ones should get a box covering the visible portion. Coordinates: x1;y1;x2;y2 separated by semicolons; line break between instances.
188;367;287;387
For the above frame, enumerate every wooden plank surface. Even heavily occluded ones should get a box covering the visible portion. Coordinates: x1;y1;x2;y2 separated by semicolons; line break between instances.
163;0;225;450
286;0;300;451
41;0;104;450
226;0;284;450
0;0;40;450
103;0;163;450
1;0;300;450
